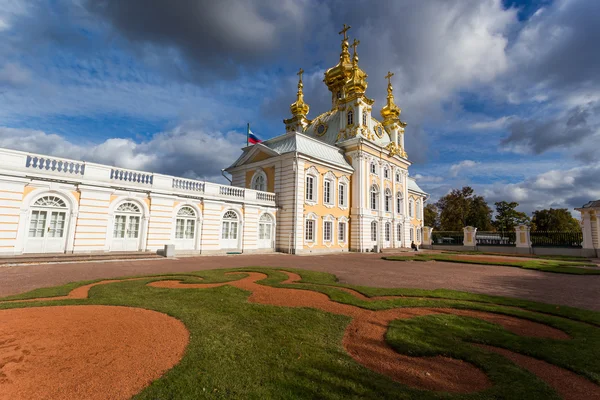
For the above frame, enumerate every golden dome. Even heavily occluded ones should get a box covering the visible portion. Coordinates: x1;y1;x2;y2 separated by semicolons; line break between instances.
324;24;354;94
380;71;401;122
290;68;309;117
344;39;368;96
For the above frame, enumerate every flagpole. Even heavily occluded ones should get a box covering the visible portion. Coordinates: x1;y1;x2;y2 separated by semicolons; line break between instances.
247;122;250;147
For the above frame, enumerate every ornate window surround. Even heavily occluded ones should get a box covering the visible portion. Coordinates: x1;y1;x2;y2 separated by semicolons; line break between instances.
305;166;319;205
323;171;336;208
250;168;267;192
338;176;349;210
322;214;334;246
304;212;317;246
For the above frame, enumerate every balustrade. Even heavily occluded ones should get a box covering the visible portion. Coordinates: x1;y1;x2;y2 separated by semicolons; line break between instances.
26;155;85;175
173;178;205;192
110;168;153;184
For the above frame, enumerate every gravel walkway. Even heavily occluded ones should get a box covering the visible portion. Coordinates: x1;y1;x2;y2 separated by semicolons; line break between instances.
0;252;598;311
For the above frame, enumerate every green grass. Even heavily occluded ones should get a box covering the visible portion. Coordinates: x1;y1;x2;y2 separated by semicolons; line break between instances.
1;267;599;399
384;254;600;275
441;250;594;263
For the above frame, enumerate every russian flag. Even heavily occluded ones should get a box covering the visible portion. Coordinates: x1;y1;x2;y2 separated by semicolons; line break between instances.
248;129;262;145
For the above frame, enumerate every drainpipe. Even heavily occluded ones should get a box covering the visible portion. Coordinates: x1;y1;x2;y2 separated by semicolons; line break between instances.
291;152;299;254
221;169;232;184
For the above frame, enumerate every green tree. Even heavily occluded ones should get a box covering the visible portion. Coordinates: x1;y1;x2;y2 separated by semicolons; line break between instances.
493;201;530;232
436;186;493;231
423;203;439;229
531;208;581;232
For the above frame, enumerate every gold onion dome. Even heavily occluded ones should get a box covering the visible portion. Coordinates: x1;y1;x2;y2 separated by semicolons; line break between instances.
324;24;354;92
380;71;401;122
345;39;368;96
290;68;309;117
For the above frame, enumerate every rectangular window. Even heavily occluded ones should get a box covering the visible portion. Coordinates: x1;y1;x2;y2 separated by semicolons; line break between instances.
29;210;47;238
324;221;332;242
385;223;390;241
229;222;238;239
397;224;402;242
324;180;331;204
338;183;346;207
410;228;414;241
305;219;315;242
113;215;126;238
306;176;314;201
128;216;140;238
417;228;421;242
371;222;377;242
371;191;377;210
222;221;230;239
186;220;195;239
175;219;185;239
338;222;346;242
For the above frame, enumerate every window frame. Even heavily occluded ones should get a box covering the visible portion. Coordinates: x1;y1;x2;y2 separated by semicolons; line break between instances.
338;221;346;243
305;217;316;243
370;185;379;211
384;189;392;213
347;109;354;125
370;221;378;242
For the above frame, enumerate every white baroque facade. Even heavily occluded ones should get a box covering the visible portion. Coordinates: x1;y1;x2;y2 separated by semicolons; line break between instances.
0;148;277;255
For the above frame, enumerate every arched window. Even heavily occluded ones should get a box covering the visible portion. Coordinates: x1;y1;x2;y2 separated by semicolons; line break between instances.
29;196;68;239
396;192;404;214
417;227;421;242
362;110;367;126
347;109;354;125
222;211;239;240
175;206;196;240
384;189;392;212
371;221;377;242
395;171;401;182
370;185;379;210
323;174;335;205
258;213;273;242
114;202;142;239
410;227;414;242
370;162;376;174
384;166;390;179
252;173;266;192
416;200;422;220
385;222;391;241
337;90;342;100
409;199;414;218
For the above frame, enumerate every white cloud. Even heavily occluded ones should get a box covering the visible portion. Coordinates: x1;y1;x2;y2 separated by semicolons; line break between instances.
413;174;444;183
0;62;32;87
449;160;479;177
0;124;245;182
470;116;513;130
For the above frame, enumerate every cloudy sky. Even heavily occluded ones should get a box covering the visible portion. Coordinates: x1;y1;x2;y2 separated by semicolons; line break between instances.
0;0;598;215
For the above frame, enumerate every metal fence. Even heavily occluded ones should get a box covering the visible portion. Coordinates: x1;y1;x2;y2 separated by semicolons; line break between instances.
431;231;463;246
476;231;516;246
530;231;583;248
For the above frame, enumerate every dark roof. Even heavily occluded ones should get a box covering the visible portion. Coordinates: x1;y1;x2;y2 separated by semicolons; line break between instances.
581;200;600;208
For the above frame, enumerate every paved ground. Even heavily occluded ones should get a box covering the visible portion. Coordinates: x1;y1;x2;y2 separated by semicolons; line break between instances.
1;252;599;311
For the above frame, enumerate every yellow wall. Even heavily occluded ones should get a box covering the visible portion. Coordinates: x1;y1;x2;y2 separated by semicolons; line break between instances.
303;162;351;250
245;166;275;192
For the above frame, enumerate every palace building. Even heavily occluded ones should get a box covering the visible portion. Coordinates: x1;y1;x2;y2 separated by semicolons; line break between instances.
0;26;427;256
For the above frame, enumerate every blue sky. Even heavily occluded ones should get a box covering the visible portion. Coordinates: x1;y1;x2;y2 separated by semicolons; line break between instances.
0;0;598;215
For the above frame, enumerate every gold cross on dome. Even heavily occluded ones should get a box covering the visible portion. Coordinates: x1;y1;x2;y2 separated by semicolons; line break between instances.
339;24;351;40
297;68;304;81
385;71;394;85
352;38;360;54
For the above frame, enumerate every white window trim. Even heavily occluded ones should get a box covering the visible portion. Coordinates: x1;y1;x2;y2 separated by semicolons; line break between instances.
323;171;336;208
409;199;414;218
369;160;377;175
305;213;317;246
384;189;392;213
370;184;379;211
383;165;390;180
250;169;267;192
305;166;319;205
396;192;404;215
370;220;378;243
416;199;422;220
338;176;349;210
337;217;348;246
322;215;334;247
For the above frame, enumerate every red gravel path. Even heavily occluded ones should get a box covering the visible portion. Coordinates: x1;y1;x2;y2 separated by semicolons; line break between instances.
0;305;188;400
0;253;599;311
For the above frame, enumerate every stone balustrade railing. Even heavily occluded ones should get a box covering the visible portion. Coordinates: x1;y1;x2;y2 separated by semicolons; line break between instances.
0;147;276;206
25;155;85;175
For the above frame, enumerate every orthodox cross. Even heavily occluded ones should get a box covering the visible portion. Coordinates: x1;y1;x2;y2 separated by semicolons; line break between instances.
339;24;351;41
297;68;304;82
385;71;394;85
352;39;360;55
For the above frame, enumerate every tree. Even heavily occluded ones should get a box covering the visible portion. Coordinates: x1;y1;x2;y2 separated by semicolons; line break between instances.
493;201;530;232
424;203;439;229
436;186;493;231
531;208;581;232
